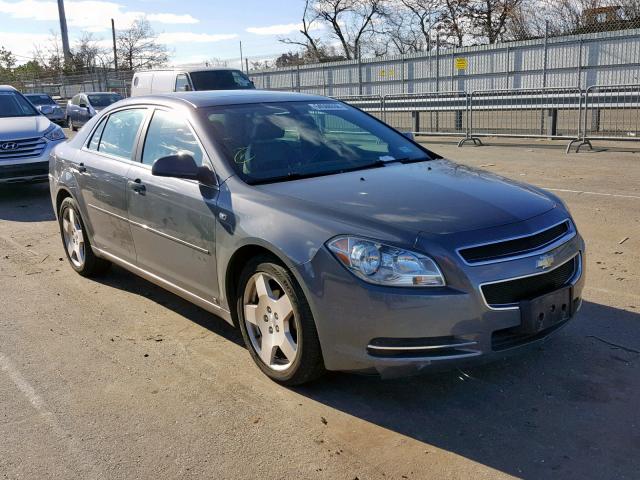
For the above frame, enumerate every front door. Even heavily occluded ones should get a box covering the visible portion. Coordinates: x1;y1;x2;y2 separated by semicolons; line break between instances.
126;108;221;303
75;108;148;263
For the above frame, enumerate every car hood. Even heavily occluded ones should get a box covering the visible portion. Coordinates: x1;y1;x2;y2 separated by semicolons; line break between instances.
257;159;556;236
0;116;51;140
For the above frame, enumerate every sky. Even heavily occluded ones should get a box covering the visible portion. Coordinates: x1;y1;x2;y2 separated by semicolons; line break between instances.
0;0;316;66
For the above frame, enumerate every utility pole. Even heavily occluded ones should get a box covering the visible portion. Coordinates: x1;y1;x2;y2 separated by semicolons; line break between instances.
56;0;72;66
111;18;118;71
239;41;243;72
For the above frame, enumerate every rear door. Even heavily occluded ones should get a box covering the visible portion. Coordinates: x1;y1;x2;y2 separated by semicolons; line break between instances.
126;107;221;302
76;107;149;263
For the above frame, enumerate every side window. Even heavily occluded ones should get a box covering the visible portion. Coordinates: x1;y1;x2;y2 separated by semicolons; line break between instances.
98;109;146;160
142;110;204;167
175;74;190;92
87;118;107;151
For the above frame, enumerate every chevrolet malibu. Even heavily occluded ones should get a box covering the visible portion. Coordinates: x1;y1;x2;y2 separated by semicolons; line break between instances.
49;91;585;385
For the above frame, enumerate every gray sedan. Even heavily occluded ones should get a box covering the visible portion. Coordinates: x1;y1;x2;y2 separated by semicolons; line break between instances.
49;91;585;385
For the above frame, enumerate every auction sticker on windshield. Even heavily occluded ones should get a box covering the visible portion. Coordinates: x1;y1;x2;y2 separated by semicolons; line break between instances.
308;103;349;111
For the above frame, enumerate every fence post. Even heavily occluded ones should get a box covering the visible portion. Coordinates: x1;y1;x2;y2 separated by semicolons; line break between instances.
506;45;510;89
357;54;363;95
296;64;301;92
577;39;583;89
435;39;440;93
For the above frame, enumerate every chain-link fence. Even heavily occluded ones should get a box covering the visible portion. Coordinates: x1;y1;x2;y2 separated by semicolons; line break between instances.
334;85;640;152
1;70;134;100
249;28;640;96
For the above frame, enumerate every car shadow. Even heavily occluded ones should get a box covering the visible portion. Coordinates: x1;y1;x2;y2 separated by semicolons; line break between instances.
96;265;243;348
291;301;640;480
84;263;640;478
0;182;56;222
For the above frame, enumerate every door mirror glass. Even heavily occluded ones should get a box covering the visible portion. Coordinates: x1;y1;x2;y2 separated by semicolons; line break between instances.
40;105;54;115
79;102;88;108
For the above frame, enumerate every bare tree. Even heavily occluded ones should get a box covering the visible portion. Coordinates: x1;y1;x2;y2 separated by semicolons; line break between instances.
116;18;169;70
467;0;525;44
314;0;387;59
280;0;324;61
73;32;110;70
32;32;66;73
395;0;445;50
440;0;468;46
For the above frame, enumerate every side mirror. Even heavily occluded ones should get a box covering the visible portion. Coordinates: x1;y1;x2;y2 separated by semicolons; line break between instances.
41;105;54;115
152;153;216;186
79;102;88;108
402;131;415;141
184;84;192;92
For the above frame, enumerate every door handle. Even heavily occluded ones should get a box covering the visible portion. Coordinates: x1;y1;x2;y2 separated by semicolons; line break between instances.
73;163;87;174
128;179;146;195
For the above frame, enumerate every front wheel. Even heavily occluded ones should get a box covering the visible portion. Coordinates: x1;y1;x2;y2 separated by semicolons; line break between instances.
237;256;325;385
58;197;110;277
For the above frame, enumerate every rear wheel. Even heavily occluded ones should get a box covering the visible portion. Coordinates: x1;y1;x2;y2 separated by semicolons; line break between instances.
237;256;325;385
58;197;110;277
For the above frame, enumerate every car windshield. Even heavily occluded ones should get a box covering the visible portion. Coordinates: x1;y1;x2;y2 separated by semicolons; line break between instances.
25;94;56;106
190;70;254;90
203;100;430;184
0;91;39;117
88;94;122;107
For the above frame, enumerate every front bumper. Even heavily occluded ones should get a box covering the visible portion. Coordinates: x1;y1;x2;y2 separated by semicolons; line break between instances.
294;212;585;378
0;139;64;184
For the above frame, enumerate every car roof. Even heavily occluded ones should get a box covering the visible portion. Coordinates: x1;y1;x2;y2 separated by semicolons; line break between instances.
135;67;243;74
24;93;52;96
120;90;332;108
81;92;121;95
0;85;18;92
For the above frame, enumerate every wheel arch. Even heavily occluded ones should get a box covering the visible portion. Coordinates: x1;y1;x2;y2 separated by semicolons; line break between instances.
224;242;303;328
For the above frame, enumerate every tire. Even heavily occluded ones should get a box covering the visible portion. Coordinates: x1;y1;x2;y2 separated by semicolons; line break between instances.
58;197;111;277
237;255;325;386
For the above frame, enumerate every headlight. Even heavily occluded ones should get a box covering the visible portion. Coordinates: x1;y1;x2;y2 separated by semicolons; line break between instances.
327;236;445;287
44;125;66;141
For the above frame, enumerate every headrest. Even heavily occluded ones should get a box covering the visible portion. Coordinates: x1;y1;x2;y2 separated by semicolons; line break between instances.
254;120;284;141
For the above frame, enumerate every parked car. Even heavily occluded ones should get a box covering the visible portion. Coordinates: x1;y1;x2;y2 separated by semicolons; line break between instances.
24;93;66;126
130;68;255;97
66;92;123;131
0;85;66;184
49;90;585;385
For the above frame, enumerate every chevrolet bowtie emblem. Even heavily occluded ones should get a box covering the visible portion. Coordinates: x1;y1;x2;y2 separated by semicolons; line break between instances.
536;254;555;270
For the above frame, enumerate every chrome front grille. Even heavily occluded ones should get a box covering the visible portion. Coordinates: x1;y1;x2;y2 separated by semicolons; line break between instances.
458;221;571;264
481;255;578;309
0;137;47;160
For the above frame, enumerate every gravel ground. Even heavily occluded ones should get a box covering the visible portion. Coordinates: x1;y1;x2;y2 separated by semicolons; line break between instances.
0;134;639;480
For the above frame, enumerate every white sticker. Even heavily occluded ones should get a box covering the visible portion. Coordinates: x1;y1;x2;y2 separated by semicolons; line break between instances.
308;103;349;111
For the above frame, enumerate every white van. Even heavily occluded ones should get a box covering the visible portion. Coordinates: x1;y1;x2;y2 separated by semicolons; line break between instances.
130;68;255;96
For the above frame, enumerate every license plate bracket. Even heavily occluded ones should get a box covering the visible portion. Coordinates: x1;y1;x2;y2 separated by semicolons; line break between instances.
518;287;573;335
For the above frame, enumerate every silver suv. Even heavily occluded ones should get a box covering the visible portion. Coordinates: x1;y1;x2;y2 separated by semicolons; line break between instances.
0;85;66;184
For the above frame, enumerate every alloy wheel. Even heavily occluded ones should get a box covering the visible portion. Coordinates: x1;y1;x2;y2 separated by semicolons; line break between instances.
62;207;85;268
243;272;299;371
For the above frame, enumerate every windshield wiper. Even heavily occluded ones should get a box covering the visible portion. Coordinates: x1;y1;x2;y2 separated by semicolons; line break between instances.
248;157;431;185
382;156;430;164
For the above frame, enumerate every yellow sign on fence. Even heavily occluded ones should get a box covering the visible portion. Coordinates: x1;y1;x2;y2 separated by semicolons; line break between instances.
455;57;468;70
